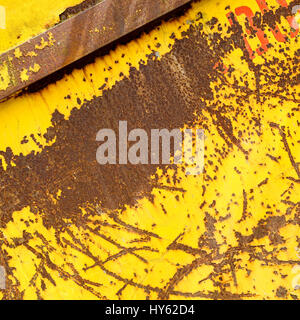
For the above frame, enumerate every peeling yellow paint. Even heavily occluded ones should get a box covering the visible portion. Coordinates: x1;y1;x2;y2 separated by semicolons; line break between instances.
35;33;56;50
0;0;84;54
35;37;48;50
29;63;41;73
20;68;29;82
0;0;299;300
0;62;10;91
26;51;38;57
14;48;22;58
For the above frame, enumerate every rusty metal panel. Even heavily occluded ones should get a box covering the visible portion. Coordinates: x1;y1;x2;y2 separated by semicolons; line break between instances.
0;0;191;101
0;0;299;301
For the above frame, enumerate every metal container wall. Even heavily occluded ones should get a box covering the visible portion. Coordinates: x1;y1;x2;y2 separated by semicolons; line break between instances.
0;0;299;300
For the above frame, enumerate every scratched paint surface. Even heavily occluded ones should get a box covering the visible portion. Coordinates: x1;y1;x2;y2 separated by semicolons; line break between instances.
0;0;299;300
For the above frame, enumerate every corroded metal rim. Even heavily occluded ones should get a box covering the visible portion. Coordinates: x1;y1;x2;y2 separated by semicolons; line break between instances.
0;0;192;101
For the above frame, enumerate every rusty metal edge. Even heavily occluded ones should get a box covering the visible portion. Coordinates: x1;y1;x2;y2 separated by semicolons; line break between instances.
0;0;192;101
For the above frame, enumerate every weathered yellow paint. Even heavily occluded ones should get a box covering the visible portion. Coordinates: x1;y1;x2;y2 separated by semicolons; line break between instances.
0;0;84;53
0;0;299;300
29;63;41;73
0;1;83;97
0;61;10;90
35;33;56;50
0;7;191;157
20;68;29;82
19;63;41;83
14;48;22;59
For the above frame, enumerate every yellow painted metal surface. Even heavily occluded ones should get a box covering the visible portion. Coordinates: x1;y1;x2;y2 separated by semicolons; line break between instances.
0;0;83;53
0;0;299;300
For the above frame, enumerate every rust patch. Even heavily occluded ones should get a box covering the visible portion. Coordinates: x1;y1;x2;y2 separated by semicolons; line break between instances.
0;2;299;299
0;0;193;101
0;4;298;232
0;25;220;229
59;0;103;22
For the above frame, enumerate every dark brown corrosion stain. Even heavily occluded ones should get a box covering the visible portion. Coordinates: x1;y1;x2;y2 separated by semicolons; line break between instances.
254;0;300;31
227;0;300;103
0;3;299;299
0;23;223;229
59;0;103;22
